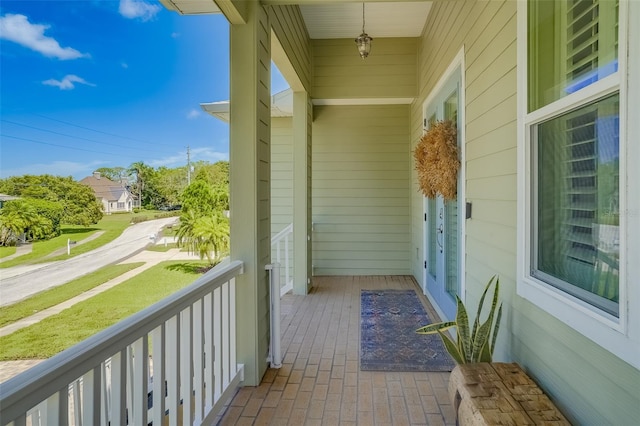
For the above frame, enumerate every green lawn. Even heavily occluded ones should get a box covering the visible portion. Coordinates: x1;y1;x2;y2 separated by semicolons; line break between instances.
0;246;17;259
0;262;144;327
0;260;208;360
0;212;163;268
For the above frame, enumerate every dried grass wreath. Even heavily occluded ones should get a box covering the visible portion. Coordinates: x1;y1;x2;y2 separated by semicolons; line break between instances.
414;120;460;200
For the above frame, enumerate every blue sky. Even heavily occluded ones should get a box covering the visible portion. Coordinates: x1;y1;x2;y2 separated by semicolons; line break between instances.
0;0;289;180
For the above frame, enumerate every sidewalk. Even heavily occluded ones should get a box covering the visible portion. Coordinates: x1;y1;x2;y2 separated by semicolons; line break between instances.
0;244;33;264
0;245;200;383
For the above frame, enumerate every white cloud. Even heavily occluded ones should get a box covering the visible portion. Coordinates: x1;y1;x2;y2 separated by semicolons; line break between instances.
121;62;129;69
0;160;104;180
192;147;229;163
171;32;180;38
0;13;89;60
119;0;161;21
43;74;95;90
186;109;201;120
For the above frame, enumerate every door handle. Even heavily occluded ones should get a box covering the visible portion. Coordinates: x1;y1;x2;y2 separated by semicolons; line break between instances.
436;223;444;253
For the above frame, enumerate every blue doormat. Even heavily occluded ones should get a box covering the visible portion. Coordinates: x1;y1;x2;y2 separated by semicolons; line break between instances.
360;289;456;372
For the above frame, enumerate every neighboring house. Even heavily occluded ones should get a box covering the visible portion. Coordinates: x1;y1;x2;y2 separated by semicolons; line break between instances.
80;172;134;214
0;193;20;210
189;1;639;423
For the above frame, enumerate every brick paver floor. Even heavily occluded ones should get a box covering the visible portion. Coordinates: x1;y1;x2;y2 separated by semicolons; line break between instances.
219;275;457;425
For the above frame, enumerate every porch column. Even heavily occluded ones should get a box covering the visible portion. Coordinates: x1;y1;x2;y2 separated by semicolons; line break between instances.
229;2;271;386
293;91;312;294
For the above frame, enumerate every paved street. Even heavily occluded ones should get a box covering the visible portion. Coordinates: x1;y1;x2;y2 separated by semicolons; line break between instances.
0;217;178;307
0;244;200;382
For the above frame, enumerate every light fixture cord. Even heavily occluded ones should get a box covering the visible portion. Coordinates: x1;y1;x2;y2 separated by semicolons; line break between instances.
362;3;366;33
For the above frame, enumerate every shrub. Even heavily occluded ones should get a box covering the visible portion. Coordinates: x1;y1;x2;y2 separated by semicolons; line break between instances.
130;216;149;224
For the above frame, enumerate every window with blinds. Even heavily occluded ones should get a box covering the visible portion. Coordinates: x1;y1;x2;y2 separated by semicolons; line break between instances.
529;0;620;316
527;0;618;111
535;94;619;315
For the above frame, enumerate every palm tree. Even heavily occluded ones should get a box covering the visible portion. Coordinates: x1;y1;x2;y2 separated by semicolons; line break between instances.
192;213;230;264
176;211;229;265
0;201;52;245
0;211;26;246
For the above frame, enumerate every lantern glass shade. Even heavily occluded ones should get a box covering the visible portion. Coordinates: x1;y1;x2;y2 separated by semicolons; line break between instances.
355;33;372;59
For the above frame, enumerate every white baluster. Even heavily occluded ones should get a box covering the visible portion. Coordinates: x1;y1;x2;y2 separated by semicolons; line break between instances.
222;282;230;387
203;292;214;410
180;307;193;425
166;315;180;426
151;325;166;426
132;336;148;426
110;351;127;425
81;367;101;426
213;286;222;402
230;278;237;375
193;298;204;423
284;234;290;293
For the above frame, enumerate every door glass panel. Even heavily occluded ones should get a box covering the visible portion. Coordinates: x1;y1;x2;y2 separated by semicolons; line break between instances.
427;113;438;279
427;197;437;278
445;201;458;297
444;92;458;124
444;89;459;297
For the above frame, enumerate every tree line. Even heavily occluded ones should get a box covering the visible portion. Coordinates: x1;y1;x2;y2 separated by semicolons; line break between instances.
97;160;229;210
0;161;229;250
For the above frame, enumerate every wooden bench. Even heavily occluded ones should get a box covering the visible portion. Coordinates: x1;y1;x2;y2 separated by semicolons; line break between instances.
448;362;571;425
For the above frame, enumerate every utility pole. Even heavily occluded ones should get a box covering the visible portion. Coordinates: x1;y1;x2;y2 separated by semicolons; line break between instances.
187;145;191;185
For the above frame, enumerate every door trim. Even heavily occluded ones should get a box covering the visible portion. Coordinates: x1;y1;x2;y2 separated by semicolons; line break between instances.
422;47;466;313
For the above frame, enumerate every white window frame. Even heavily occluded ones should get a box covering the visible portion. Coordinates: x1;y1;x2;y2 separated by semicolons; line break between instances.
517;0;640;369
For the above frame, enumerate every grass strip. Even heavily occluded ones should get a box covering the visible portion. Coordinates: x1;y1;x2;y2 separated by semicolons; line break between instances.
0;246;17;259
0;262;144;327
146;243;178;252
0;260;207;360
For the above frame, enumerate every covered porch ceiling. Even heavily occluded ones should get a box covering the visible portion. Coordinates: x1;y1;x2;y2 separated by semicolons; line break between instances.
161;1;432;39
299;2;431;39
162;0;432;106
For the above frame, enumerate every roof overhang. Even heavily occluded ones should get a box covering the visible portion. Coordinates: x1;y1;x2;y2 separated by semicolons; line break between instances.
159;0;221;15
201;88;294;122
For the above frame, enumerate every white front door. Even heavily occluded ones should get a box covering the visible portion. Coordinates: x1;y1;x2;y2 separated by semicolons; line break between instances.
423;67;462;321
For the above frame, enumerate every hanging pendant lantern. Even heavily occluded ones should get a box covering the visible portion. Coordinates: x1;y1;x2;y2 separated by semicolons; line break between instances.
355;3;373;59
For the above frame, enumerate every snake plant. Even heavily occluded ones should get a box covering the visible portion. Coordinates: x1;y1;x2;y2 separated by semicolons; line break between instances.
416;275;502;364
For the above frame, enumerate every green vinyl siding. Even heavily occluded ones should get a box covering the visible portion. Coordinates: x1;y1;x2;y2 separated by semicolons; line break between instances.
312;38;416;100
268;5;312;92
312;104;410;276
410;0;639;423
513;298;640;424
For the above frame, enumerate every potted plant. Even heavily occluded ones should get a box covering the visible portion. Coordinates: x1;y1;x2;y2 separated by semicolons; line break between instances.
416;275;502;364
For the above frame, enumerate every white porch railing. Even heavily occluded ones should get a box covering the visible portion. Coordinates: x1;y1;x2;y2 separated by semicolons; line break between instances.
0;260;245;426
271;223;293;297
